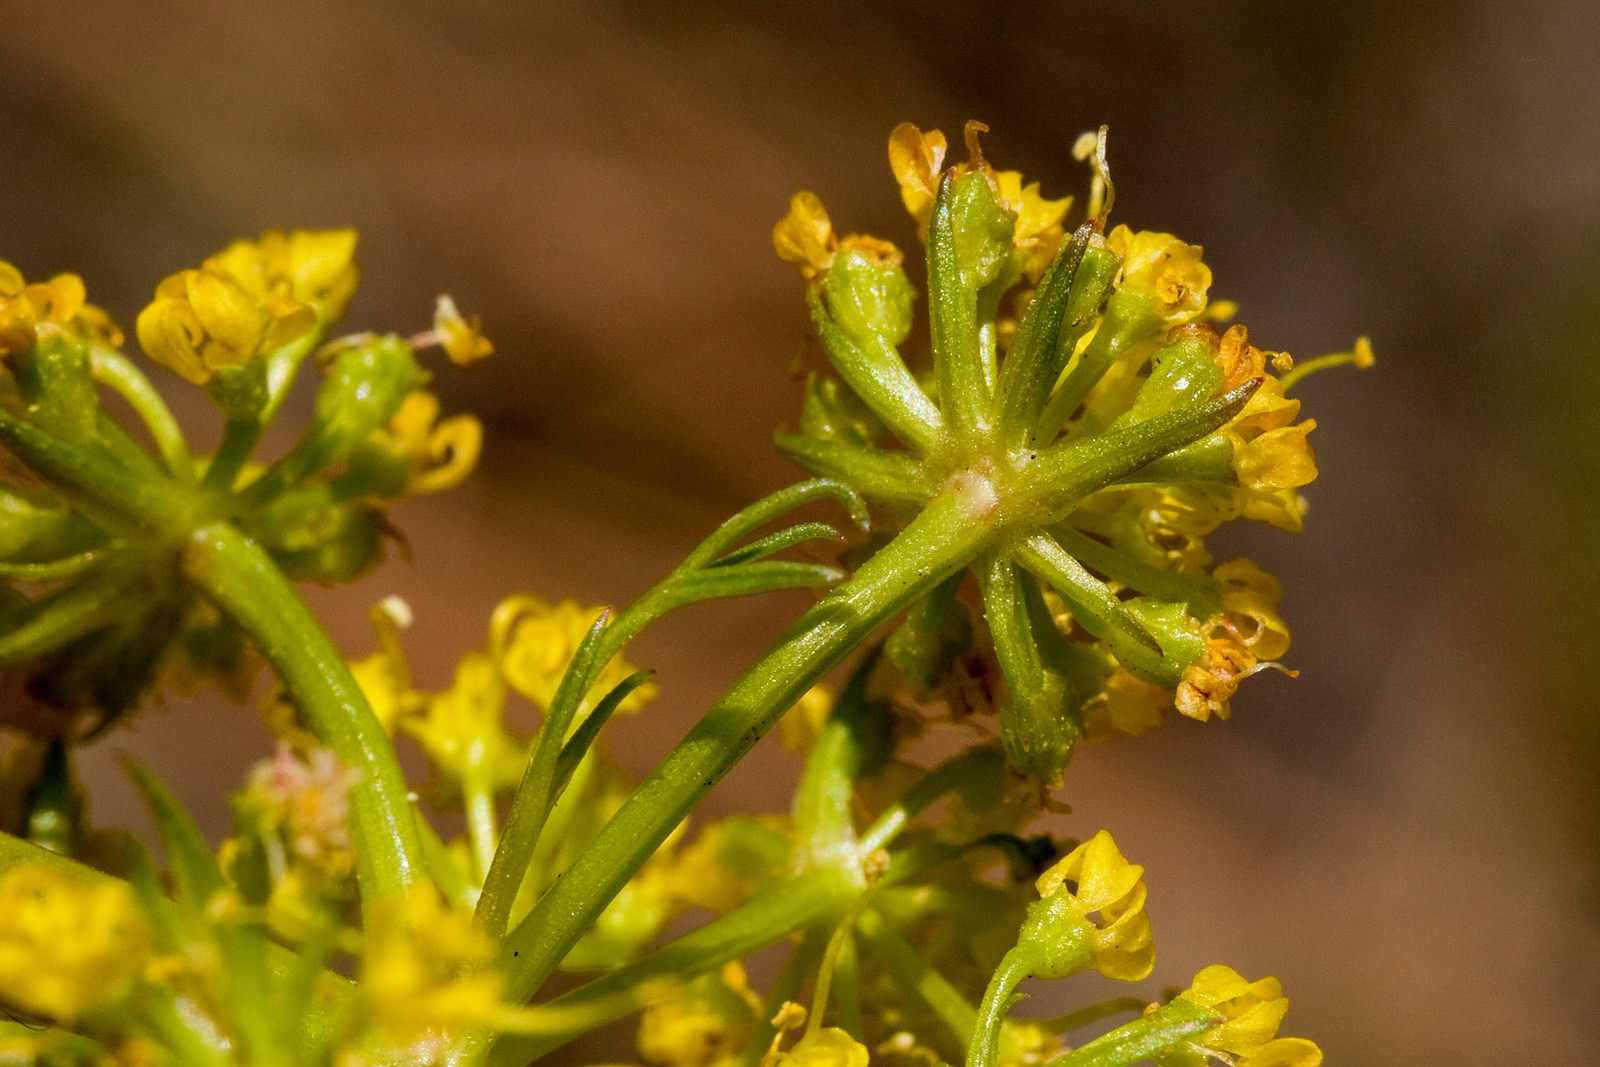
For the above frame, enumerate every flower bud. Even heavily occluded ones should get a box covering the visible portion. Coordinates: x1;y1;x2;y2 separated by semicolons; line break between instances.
822;248;915;348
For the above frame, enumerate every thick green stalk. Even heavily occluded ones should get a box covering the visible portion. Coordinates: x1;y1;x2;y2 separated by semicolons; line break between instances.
497;477;1002;1003
181;522;421;898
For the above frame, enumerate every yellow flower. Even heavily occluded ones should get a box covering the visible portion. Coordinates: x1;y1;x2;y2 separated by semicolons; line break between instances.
1105;226;1212;325
499;598;658;717
433;295;494;366
1174;622;1256;722
400;651;529;795
355;884;519;1055
205;228;360;320
887;122;949;230
1031;829;1154;981
1155;965;1320;1067
993;170;1072;281
0;865;152;1023
1082;668;1167;739
887;121;1070;275
1207;326;1318;493
773;192;838;280
134;229;359;385
0;261;121;359
135;266;311;385
767;1028;869;1067
1213;558;1291;662
772;192;903;281
637;963;762;1067
367;390;484;497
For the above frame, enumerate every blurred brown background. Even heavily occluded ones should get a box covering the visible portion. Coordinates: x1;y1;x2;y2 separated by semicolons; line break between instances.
4;2;1599;1064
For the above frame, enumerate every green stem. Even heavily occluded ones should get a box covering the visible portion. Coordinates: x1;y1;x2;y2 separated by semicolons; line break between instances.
1044;998;1217;1067
498;478;1001;1004
967;943;1044;1067
857;745;1004;855
0;563;141;668
464;764;499;886
0;411;186;533
485;869;847;1067
90;345;193;481
201;416;264;493
742;926;830;1067
180;522;421;898
856;906;978;1047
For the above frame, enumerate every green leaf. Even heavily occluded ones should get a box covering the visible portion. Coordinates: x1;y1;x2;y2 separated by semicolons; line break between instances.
123;759;222;908
774;433;928;508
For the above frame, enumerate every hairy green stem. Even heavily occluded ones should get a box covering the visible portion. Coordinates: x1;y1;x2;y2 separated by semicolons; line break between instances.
967;943;1043;1067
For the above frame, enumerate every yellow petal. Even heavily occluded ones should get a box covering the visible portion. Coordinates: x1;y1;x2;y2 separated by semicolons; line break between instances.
434;294;494;365
0;260;24;296
772;191;837;278
888;122;947;227
135;295;210;383
287;228;359;300
411;414;483;494
184;269;266;364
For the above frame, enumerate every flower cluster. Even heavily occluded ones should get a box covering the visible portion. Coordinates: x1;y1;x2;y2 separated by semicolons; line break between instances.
0;120;1345;1067
0;232;486;744
772;122;1352;782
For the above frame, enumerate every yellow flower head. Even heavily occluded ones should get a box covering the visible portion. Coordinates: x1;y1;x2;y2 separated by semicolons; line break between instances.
773;191;903;281
135;229;358;385
767;1028;869;1067
1105;225;1212;326
994;170;1073;281
1213;558;1290;662
433;294;494;366
887;122;949;229
1174;621;1257;723
357;884;516;1052
0;260;121;360
499;597;657;716
1156;965;1320;1067
400;651;529;795
205;228;359;320
368;390;484;497
637;962;763;1067
136;266;311;385
0;865;152;1023
1205;325;1318;493
1082;667;1168;740
1030;829;1154;981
